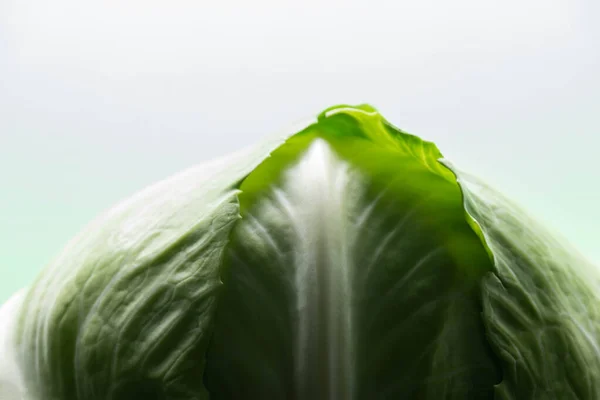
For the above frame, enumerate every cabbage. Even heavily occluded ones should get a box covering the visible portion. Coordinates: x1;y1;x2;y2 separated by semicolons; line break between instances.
1;104;598;399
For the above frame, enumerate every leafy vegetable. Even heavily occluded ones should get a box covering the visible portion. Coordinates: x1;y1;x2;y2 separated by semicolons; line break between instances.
1;104;598;399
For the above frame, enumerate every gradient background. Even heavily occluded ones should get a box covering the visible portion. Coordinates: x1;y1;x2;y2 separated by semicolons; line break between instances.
0;0;598;303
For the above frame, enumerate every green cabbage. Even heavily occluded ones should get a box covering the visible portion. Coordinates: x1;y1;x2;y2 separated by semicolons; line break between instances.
1;104;598;399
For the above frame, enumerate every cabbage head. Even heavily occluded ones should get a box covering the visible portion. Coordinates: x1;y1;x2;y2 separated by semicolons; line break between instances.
1;104;599;400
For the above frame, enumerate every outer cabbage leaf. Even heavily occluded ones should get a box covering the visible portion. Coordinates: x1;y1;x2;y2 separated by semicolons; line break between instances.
445;162;600;399
4;134;291;400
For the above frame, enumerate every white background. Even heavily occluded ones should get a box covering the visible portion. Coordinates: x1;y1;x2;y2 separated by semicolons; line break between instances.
0;0;598;299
